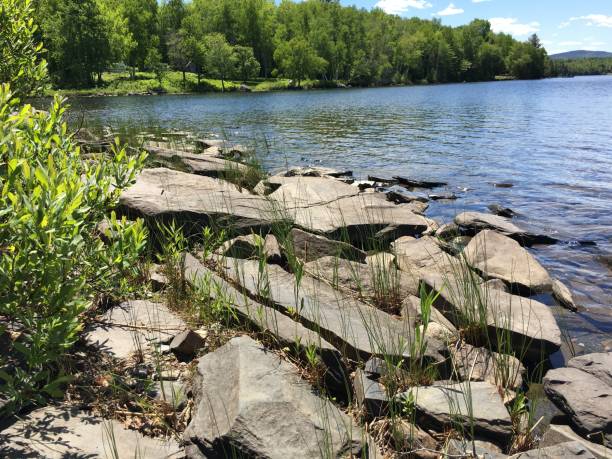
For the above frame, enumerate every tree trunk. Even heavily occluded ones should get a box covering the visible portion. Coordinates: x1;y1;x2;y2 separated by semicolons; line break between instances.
221;78;225;92
182;70;186;84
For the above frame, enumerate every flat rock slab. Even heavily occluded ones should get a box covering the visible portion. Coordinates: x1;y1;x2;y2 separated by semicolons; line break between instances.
392;236;462;279
146;145;250;177
541;424;612;459
455;212;557;246
463;230;552;293
119;168;281;233
221;257;447;364
400;381;513;442
0;405;181;458
422;274;561;362
288;227;367;262
85;300;186;359
184;336;364;458
544;356;612;447
567;352;612;386
509;441;596;458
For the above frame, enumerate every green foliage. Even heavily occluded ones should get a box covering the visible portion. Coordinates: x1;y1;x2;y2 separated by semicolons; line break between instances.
507;35;548;80
0;0;47;99
550;57;612;77
234;45;261;83
203;33;236;91
274;37;327;87
145;47;168;87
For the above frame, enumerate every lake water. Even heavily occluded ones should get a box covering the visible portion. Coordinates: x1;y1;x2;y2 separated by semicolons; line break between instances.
66;76;612;353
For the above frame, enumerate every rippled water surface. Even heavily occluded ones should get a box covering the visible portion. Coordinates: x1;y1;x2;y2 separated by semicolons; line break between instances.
67;76;612;352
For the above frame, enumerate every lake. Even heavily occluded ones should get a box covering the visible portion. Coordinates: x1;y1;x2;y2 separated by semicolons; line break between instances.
67;76;612;353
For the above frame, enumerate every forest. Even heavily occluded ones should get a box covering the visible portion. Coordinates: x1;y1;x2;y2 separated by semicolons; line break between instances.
549;57;612;77
35;0;551;90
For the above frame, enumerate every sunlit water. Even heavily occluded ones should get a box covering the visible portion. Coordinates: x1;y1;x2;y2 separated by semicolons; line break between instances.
64;76;612;353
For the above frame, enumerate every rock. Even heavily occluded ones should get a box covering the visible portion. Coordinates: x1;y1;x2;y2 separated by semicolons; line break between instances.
145;146;251;177
268;179;432;242
567;352;612;386
215;233;282;263
450;342;526;390
0;405;181;458
445;438;506;458
455;211;557;246
552;278;578;312
85;300;186;359
400;295;458;339
221;257;447;364
149;264;169;291
195;138;226;149
422;274;562;362
394;176;447;189
184;336;365;458
353;180;376;190
428;192;457;200
488;204;517;218
366;252;396;271
368;175;397;184
288;227;366;262
483;278;510;293
386;187;429;204
541;424;612;459
281;166;352;178
543;364;612;447
152;380;187;410
170;330;206;360
399;381;513;442
183;254;346;389
239;83;251;92
391;420;438;455
119;168;280;234
509;441;596;458
364;356;387;378
392;236;462;278
463;230;552;293
354;369;389;419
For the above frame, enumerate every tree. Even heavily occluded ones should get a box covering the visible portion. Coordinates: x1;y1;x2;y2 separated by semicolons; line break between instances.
145;47;167;87
122;0;158;78
203;33;236;91
273;37;327;87
168;29;195;84
97;0;136;69
234;45;260;82
159;0;186;61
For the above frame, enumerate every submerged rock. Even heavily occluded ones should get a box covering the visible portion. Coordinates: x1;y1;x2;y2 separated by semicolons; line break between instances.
488;204;517;218
399;381;513;442
544;354;612;447
393;176;448;189
463;230;552;293
552;278;579;312
455;211;557;246
184;336;365;459
281;166;353;178
0;405;182;458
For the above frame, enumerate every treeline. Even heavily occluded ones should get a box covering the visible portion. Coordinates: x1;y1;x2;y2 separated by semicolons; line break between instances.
549;58;612;77
35;0;549;89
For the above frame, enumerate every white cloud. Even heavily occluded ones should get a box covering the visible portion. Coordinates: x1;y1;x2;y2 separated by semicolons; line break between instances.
570;14;612;28
489;17;540;37
472;0;491;3
435;3;464;16
558;21;570;29
374;0;432;15
558;41;583;46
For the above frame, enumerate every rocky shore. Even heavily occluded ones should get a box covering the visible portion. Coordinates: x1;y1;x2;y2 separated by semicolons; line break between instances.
2;137;611;458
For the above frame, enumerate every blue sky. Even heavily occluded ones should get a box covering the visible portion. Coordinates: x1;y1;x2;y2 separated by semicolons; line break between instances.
343;0;612;54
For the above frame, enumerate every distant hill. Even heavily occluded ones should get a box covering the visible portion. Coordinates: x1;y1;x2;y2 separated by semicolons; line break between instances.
550;50;612;60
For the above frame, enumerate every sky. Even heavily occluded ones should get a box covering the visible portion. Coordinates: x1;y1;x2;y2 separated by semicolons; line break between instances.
342;0;612;55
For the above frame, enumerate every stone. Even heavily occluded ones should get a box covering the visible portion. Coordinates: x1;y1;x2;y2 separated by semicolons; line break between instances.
400;295;458;339
455;212;557;246
368;175;397;184
450;342;526;390
281;166;352;178
400;381;513;442
170;329;206;360
152;380;187;410
354;369;389;419
85;300;186;359
221;257;447;364
543;365;612;447
567;352;612;386
391;420;438;455
428;192;457;200
364;356;387;378
436;222;461;240
483;278;510;293
149;264;169;291
264;234;282;264
393;176;447;189
304;255;421;307
215;233;282;263
0;405;182;458
145;145;251;177
540;424;612;459
553;278;579;312
422;274;562;362
183;254;346;390
267;175;359;208
184;336;365;458
488;204;517;218
386;187;429;204
288;227;366;262
366;252;396;271
392;236;462;279
509;441;596;458
463;230;553;293
119;168;280;234
445;438;506;458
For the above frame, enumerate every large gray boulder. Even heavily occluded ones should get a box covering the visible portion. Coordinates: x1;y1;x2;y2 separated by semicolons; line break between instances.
119;168;281;233
509;441;596;458
463;230;552;293
422;274;561;362
288;227;367;262
85;300;186;359
392;236;462;279
567;352;612;386
544;353;612;447
399;381;513;442
221;257;447;365
0;405;181;458
183;336;365;458
145;145;251;177
455;212;557;246
540;424;612;459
